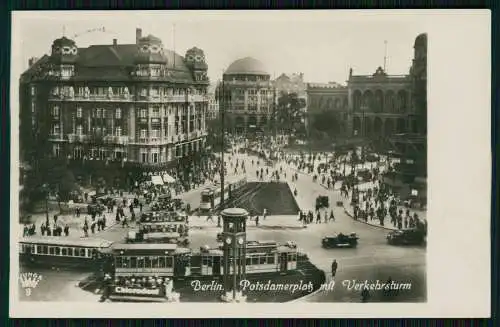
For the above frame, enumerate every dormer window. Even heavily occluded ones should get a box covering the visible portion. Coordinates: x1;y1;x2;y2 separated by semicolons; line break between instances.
52;105;60;117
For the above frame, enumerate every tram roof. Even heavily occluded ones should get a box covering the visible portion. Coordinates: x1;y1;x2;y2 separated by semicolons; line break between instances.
19;236;113;248
111;243;190;253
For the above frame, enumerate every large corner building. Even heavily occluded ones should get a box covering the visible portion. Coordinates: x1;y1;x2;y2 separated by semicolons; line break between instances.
220;57;275;134
20;28;210;176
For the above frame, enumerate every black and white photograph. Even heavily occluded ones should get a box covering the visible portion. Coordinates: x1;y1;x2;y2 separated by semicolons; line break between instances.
10;10;491;318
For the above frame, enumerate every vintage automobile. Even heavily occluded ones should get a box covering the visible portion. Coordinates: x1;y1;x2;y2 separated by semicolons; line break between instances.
321;233;359;248
386;229;425;246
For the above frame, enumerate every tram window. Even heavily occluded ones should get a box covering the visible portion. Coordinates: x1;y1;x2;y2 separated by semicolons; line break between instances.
37;245;42;253
246;258;251;265
137;256;145;268
158;257;166;268
151;256;159;268
79;248;86;257
116;257;123;268
42;246;48;254
130;257;137;268
31;245;36;253
55;247;61;256
144;257;152;268
259;257;266;265
49;247;55;255
67;248;73;256
122;257;130;268
267;255;275;264
165;257;173;268
252;257;259;265
61;248;67;256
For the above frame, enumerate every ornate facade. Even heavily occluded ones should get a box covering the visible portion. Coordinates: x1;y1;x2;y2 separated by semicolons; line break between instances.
273;73;307;98
306;82;349;135
20;28;209;171
221;57;274;133
348;66;415;137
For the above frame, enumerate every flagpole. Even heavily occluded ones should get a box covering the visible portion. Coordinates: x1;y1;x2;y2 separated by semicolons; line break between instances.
173;23;176;68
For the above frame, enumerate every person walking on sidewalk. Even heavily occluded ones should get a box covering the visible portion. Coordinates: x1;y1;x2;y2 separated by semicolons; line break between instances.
331;259;338;278
329;210;335;222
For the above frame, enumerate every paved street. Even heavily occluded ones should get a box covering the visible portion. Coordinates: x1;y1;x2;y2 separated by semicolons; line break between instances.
20;149;426;303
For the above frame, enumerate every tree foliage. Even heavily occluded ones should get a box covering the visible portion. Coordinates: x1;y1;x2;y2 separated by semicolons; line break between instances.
23;158;78;204
311;110;345;138
276;92;306;134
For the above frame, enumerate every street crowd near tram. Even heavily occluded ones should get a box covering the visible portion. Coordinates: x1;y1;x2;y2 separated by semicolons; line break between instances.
22;132;426;247
215;133;427;234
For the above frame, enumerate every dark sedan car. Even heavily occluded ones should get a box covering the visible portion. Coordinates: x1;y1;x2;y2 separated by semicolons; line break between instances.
322;233;359;248
386;229;425;246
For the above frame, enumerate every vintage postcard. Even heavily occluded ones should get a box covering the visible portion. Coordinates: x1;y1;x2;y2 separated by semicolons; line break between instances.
9;10;491;318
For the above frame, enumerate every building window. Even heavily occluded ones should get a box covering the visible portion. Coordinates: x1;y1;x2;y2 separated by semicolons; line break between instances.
140;129;147;139
52;106;60;117
52;124;60;135
139;109;147;118
151;129;160;140
151;87;159;97
76;107;82;118
30;86;36;96
140;150;148;163
95;108;102;118
152;107;160;118
99;149;107;161
152;151;159;163
74;147;83;159
53;144;61;157
115;127;122;137
116;108;122;119
31;101;36;113
76;125;83;136
140;88;147;97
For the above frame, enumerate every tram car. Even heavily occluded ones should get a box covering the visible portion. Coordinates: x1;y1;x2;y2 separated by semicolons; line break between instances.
199;176;247;213
103;240;300;282
128;210;189;245
321;233;359;248
19;236;113;269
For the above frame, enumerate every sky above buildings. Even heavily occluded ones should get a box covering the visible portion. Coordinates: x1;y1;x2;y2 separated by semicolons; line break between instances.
12;11;429;84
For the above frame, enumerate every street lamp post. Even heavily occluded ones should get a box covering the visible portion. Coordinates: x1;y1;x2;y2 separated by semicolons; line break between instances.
219;74;226;211
42;183;49;226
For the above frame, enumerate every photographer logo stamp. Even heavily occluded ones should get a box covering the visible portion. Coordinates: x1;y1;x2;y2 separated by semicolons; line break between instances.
19;272;43;297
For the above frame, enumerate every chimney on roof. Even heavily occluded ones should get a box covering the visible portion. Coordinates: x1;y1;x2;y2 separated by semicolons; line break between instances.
136;28;142;44
28;57;38;67
113;38;117;46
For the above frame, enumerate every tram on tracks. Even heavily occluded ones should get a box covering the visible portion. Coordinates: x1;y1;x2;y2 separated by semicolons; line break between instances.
199;176;247;213
19;236;113;269
100;240;301;301
126;210;189;245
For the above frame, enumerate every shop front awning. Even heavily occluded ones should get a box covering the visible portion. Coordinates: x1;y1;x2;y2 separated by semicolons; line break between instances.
151;175;164;185
162;174;176;184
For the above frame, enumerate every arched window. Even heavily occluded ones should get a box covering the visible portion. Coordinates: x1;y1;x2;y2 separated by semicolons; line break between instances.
352;91;362;112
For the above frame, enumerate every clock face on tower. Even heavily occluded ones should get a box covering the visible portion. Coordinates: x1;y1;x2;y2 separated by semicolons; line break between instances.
237;237;244;245
225;237;232;245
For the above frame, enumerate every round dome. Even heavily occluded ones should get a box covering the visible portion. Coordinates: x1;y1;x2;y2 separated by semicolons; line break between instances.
414;33;427;48
225;57;269;75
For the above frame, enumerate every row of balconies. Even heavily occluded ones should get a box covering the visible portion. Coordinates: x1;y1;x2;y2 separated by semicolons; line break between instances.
224;80;272;87
48;93;208;103
61;130;207;145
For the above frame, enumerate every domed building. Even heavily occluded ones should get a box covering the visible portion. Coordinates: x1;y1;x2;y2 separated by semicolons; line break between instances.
220;57;275;134
19;27;210;184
